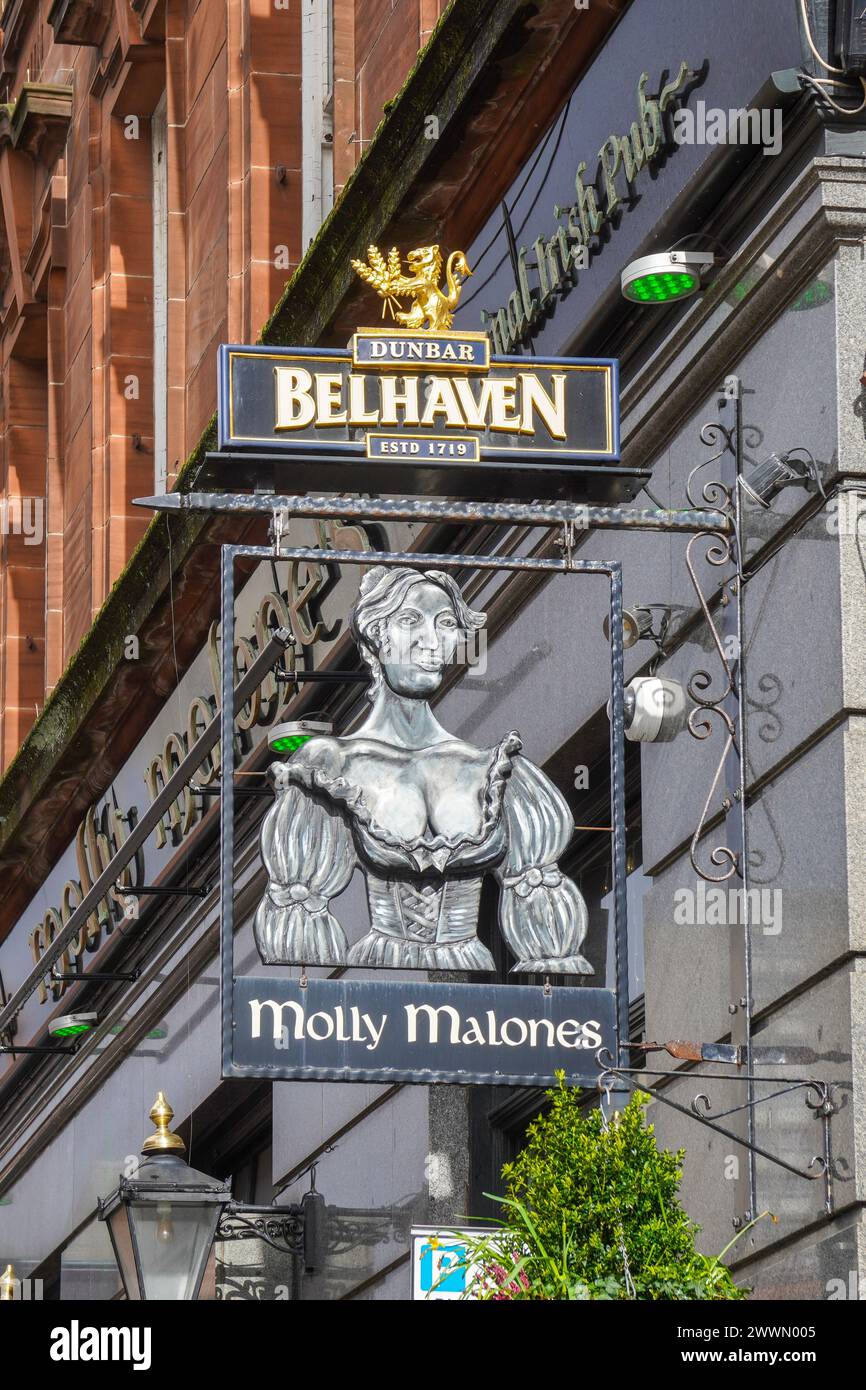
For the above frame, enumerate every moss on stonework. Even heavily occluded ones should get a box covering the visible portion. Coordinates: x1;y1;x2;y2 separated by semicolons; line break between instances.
0;504;211;847
0;0;519;861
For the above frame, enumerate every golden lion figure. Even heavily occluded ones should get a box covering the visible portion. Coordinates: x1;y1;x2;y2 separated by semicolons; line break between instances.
351;244;472;333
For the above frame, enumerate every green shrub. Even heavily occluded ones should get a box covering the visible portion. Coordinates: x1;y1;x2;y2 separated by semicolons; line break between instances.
456;1078;749;1300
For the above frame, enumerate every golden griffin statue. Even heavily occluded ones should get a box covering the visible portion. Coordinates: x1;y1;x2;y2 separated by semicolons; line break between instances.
351;244;472;332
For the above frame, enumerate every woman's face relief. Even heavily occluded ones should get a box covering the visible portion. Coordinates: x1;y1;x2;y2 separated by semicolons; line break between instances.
376;580;462;697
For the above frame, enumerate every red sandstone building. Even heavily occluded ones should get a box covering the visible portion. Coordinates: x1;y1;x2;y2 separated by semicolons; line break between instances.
0;0;447;770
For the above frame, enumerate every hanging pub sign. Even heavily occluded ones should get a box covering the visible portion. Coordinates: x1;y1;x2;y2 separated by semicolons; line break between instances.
215;246;627;1090
221;552;623;1089
212;243;635;501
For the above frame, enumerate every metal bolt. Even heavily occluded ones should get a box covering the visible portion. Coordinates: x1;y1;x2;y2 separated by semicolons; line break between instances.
722;795;733;811
728;1003;738;1015
739;997;748;1008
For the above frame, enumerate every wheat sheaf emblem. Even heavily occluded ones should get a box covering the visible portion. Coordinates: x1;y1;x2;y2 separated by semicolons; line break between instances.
351;243;472;333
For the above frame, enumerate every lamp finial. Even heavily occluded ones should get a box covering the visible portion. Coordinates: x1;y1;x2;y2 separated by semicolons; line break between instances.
142;1092;186;1154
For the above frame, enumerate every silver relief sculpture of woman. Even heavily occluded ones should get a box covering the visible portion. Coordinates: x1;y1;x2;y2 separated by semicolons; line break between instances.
254;566;593;975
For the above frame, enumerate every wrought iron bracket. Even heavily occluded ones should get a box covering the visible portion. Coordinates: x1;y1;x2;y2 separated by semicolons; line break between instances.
134;489;731;535
51;968;141;984
274;669;370;684
132;884;211;899
596;1050;841;1219
216;1202;305;1256
216;1183;326;1272
682;379;757;1225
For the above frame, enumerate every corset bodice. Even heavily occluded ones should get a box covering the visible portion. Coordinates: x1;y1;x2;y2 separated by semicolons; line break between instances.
259;725;589;975
364;872;482;946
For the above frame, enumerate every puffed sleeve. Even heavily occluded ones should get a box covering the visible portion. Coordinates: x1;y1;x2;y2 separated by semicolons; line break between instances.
495;757;593;975
254;766;356;966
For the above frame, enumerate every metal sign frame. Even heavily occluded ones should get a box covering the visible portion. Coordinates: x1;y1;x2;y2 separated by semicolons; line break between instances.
219;537;630;1081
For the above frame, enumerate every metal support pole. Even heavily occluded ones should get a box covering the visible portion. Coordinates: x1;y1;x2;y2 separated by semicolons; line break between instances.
133;490;731;536
608;565;629;1070
723;382;758;1227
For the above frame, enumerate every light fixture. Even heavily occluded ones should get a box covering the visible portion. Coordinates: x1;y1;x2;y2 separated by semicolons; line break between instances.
602;605;671;651
621;250;714;305
99;1095;326;1300
606;677;687;743
268;718;332;756
739;449;823;508
623;676;687;743
49;1012;97;1038
99;1094;232;1301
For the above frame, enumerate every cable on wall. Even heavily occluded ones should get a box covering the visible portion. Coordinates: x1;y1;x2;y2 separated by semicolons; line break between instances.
798;0;866;114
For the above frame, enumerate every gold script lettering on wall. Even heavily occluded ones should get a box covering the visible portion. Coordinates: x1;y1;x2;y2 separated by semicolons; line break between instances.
28;803;142;1003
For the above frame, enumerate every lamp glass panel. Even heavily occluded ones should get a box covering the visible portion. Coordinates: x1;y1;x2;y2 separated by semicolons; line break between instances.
106;1205;142;1301
128;1201;221;1301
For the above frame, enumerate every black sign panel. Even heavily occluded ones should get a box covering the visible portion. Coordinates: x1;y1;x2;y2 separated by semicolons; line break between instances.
231;976;616;1086
219;344;617;463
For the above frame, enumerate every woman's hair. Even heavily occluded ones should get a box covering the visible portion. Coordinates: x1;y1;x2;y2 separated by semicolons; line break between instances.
350;566;486;693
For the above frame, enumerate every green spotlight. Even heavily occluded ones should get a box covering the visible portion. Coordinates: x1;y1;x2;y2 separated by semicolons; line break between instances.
268;719;333;756
50;1012;98;1038
621;251;714;306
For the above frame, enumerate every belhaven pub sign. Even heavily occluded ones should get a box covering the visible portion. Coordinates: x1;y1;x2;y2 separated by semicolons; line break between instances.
215;242;629;501
218;246;622;1088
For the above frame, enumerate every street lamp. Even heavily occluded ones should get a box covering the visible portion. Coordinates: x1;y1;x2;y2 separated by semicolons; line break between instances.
98;1093;232;1301
100;1093;327;1300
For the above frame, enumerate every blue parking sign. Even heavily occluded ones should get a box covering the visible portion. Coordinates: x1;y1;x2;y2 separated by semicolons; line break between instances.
419;1241;468;1294
411;1226;508;1301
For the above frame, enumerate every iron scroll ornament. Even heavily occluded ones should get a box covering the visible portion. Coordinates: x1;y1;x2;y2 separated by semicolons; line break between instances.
253;566;592;974
595;1049;841;1218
